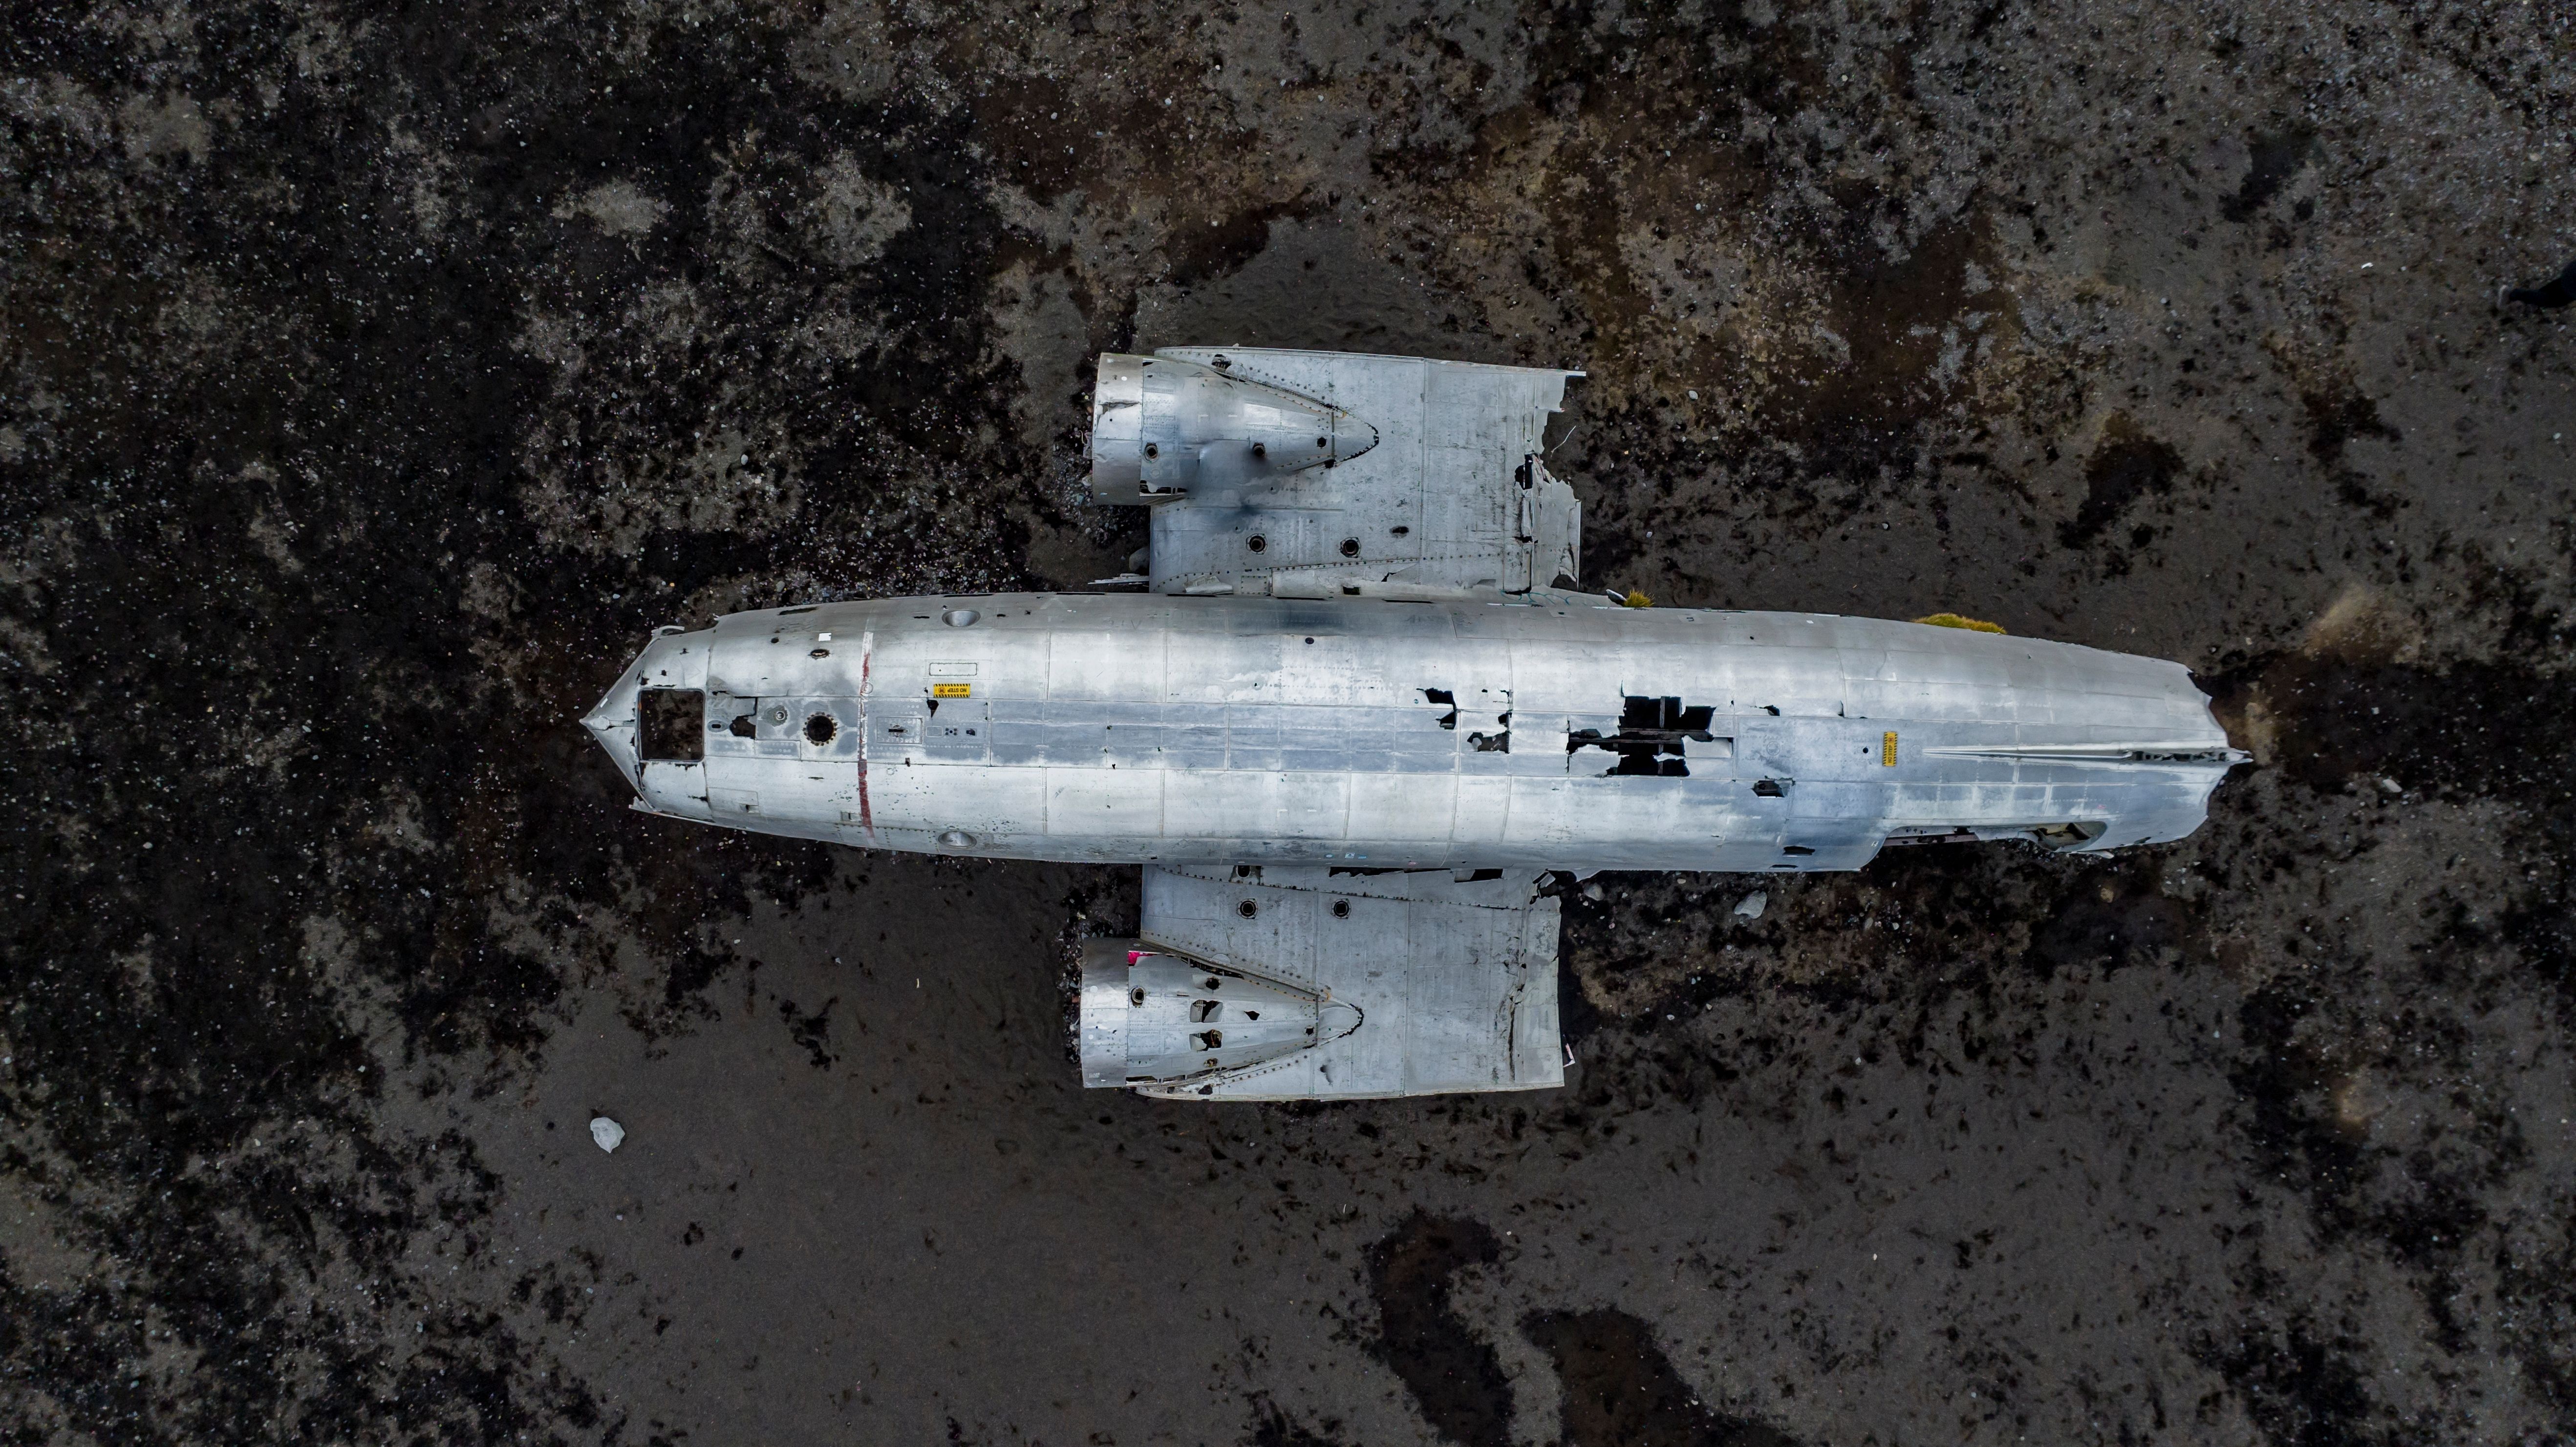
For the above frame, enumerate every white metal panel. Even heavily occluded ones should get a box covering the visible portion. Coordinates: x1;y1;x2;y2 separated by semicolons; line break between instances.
1046;766;1164;837
1127;349;1579;597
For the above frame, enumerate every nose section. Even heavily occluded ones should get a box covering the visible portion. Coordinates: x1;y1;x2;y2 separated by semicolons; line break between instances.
582;662;645;792
582;625;707;794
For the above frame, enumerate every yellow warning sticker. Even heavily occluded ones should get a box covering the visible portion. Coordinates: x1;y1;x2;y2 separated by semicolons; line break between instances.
1881;731;1899;766
931;683;972;699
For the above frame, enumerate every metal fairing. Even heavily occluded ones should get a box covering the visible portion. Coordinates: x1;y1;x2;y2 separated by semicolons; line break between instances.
583;348;2247;1100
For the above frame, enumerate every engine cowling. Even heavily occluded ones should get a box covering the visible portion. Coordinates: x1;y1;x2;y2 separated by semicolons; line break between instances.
1088;353;1378;502
1075;939;1362;1088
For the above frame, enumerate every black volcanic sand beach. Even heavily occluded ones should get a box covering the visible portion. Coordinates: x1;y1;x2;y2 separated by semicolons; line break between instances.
4;3;2574;1443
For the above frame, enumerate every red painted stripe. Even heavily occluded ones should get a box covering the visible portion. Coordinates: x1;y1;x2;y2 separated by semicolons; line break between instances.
856;633;876;841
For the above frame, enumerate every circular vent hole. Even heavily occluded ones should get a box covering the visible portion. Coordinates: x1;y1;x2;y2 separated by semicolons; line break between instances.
1143;442;1159;459
1314;436;1328;448
1331;900;1351;918
1339;538;1360;557
1237;899;1259;918
1246;535;1267;553
803;713;838;745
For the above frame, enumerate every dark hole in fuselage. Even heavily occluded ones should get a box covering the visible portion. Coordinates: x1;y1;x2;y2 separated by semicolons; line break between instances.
729;713;757;738
1752;779;1786;797
1781;845;1815;856
1568;695;1715;776
638;689;707;762
1422;688;1458;729
804;712;838;746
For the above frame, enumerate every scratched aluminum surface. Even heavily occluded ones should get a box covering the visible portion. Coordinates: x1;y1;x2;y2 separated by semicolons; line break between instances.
583;347;2241;1098
1090;348;1583;597
585;593;2237;874
1115;865;1564;1101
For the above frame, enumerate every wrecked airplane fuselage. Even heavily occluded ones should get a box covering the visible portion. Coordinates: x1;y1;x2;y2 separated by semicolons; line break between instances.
585;348;2244;1100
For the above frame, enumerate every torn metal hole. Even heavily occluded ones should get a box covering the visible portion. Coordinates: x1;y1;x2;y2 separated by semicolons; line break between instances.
1422;688;1457;729
1190;1000;1221;1023
1190;1030;1224;1050
1753;779;1787;797
1567;695;1716;776
729;714;757;738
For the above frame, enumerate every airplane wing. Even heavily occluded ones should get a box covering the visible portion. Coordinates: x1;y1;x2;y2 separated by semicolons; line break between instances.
1076;864;1566;1100
1088;348;1583;598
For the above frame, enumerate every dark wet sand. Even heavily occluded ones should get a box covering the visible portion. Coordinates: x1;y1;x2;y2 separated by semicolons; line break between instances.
3;3;2572;1442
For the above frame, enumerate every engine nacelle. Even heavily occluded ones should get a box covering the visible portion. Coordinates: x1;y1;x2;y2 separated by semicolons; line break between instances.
1075;939;1361;1088
1087;353;1378;503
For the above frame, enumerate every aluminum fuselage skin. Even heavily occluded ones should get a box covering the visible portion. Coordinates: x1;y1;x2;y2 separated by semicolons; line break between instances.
586;592;2236;873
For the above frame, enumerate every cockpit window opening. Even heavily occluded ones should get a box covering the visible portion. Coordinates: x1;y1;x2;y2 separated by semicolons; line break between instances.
638;689;707;762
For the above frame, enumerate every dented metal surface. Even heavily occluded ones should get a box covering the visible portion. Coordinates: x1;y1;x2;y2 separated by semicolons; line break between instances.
585;347;2244;1100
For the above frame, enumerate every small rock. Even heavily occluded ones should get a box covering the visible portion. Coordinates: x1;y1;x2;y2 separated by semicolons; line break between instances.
590;1116;625;1153
2378;777;2403;796
1582;883;1606;901
1733;891;1767;921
